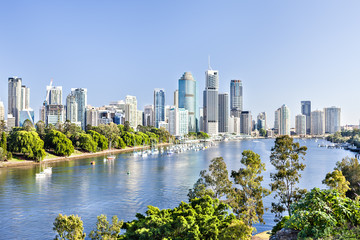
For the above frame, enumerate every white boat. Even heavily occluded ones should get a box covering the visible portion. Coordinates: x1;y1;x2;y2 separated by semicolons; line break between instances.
107;155;115;160
36;172;46;178
43;167;52;174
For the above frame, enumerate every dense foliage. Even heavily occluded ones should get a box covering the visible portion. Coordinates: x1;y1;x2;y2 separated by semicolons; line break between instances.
89;215;123;240
87;130;109;151
186;131;210;139
45;130;74;156
270;135;307;221
71;133;97;153
322;169;350;196
334;157;360;199
8;130;46;161
53;214;86;240
284;188;360;239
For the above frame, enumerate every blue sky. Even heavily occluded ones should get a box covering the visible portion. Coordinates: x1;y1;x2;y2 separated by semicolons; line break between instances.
1;0;359;126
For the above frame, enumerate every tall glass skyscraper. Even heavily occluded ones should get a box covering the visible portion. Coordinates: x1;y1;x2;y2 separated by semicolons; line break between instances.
324;107;341;134
70;88;87;129
203;69;219;135
301;101;311;134
230;80;243;117
218;93;229;133
8;77;22;126
154;89;165;128
178;72;197;132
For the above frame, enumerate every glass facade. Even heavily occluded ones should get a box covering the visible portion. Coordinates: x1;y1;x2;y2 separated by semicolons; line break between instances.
178;72;197;132
230;80;242;117
154;89;165;128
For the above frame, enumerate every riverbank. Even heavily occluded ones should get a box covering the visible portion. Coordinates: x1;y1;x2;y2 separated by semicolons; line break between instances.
0;143;172;169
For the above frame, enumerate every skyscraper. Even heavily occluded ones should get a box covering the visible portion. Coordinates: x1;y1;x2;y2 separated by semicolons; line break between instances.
178;72;197;132
280;104;290;136
125;95;138;129
324;107;341;134
47;86;63;105
257;112;267;130
218;93;229;133
295;114;306;136
301;101;311;134
20;85;30;110
8;77;22;126
0;101;4;121
274;108;281;134
311;110;325;135
143;105;154;127
71;88;87;129
230;80;243;117
154;89;165;128
240;111;252;135
203;68;219;135
66;94;78;124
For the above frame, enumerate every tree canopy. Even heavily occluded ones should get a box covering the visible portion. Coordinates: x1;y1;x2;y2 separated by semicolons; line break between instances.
45;130;74;157
8;130;46;161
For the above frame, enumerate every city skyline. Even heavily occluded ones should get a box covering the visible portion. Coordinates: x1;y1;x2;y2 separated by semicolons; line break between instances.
1;1;360;125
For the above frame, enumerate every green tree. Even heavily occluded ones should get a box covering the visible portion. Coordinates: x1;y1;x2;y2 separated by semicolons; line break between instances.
0;120;6;133
122;132;135;147
270;135;307;221
45;130;74;156
335;157;360;199
22;119;35;131
259;128;267;137
36;120;46;140
230;150;271;227
122;196;252;240
97;123;120;149
112;136;126;149
8;130;46;161
188;157;232;200
322;169;350;197
53;214;86;240
0;132;7;154
197;131;209;139
89;215;123;240
63;121;83;138
71;133;97;152
87;130;108;151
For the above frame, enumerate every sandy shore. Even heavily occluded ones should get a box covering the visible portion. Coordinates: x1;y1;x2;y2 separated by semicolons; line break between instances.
0;143;172;169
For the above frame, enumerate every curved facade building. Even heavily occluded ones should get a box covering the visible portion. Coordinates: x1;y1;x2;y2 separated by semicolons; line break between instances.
178;72;197;132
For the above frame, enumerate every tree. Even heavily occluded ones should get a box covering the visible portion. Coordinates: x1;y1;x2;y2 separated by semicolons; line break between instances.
53;214;86;240
97;123;120;149
122;132;135;147
188;157;232;200
112;136;126;149
0;132;7;154
71;133;97;152
322;169;350;197
334;157;360;199
0;120;6;132
122;196;252;240
22;119;35;131
197;131;209;139
259;128;267;137
45;130;74;156
8;130;46;161
63;121;83;138
87;130;108;151
270;135;307;221
89;215;123;240
36;121;46;140
230;150;271;226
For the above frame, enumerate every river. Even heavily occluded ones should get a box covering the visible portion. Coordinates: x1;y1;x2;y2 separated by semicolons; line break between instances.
0;138;355;239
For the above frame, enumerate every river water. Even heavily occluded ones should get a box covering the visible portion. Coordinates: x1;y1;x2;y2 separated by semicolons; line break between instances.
0;139;355;239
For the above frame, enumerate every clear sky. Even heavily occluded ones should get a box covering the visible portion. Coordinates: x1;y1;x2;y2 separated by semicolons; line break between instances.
1;0;360;127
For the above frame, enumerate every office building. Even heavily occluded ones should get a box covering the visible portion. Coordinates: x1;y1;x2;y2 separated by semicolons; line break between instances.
274;108;281;134
295;114;306;136
66;94;78;124
143;105;154;127
70;88;87;129
169;107;189;136
0;101;4;121
230;80;243;117
324;107;341;134
199;108;204;132
203;68;219;135
86;106;98;127
20;85;30;110
218;93;229;133
8;77;22;126
137;110;143;128
280;105;290;135
311;110;325;136
47;86;63;105
46;104;65;126
240;111;252;135
154;89;165;128
178;72;197;132
257;112;266;131
301;101;311;134
125;95;138;129
174;90;178;108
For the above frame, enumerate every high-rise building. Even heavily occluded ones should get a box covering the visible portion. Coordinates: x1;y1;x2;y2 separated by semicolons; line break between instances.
274;108;281;134
240;111;252;135
47;86;63;105
301;101;311;134
143;105;154;127
178;72;197;132
295;114;306;136
70;88;87;129
125;95;138;129
46;105;65;126
311;110;325;135
218;93;229;133
324;107;341;134
199;108;204;132
169;107;188;136
257;112;267;131
20;85;30;110
203;69;219;135
230;80;243;117
154;89;165;128
66;94;78;123
174;90;178;108
228;116;240;135
8;77;22;126
280;105;290;135
137;110;143;128
0;101;4;121
86;106;99;127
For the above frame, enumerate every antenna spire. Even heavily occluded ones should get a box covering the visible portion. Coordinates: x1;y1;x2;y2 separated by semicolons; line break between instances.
208;55;212;70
